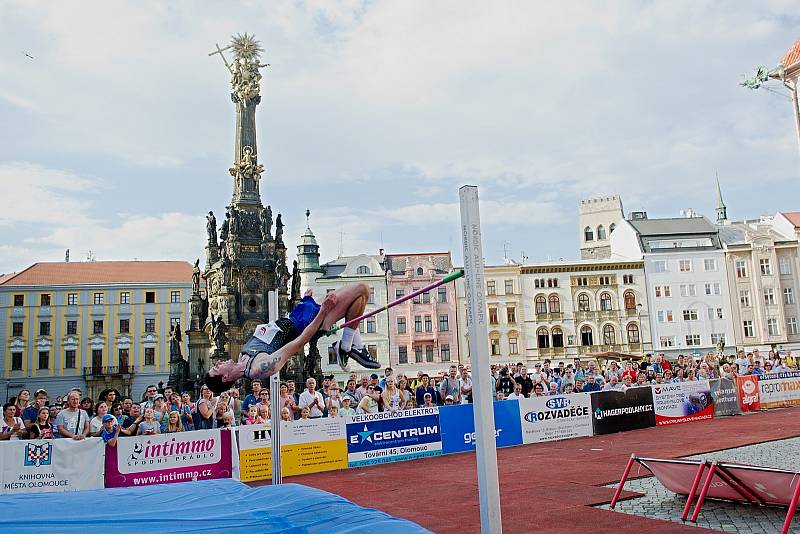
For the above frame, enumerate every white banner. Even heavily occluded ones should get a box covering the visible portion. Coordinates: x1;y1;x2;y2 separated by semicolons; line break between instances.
652;380;714;425
1;438;105;494
518;394;592;444
759;371;800;408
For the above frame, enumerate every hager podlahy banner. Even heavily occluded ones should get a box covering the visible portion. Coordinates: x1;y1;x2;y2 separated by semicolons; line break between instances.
652;380;714;426
1;438;105;494
590;387;656;435
757;371;800;409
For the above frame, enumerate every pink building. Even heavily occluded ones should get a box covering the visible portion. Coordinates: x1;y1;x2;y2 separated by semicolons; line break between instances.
386;253;460;374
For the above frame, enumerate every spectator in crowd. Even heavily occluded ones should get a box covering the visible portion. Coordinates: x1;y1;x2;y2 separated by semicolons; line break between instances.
80;397;94;417
621;361;637;383
379;367;393;389
55;391;90;440
752;360;765;376
574;379;585;392
213;401;230;428
254;389;270;411
603;375;625;392
137;407;160;435
101;389;117;409
356;375;370;399
121;397;133;417
421;392;436;408
299;406;311;420
14;389;30;418
605;361;622;381
22;389;48;430
439;365;461;404
89;402;112;436
195;385;215;430
686;368;698;381
152;395;167;426
382;378;403;413
397;375;413;401
28;407;53;439
328;405;340;418
278;382;296;416
228;388;242;422
1;402;25;440
357;386;380;414
182;392;194;412
573;358;585;381
299;378;325;418
444;394;455;406
585;361;604;385
163;411;184;433
140;385;158;411
256;405;270;424
459;368;473;404
343;379;361;405
495;391;506;400
763;361;776;374
506;382;525;400
663;369;674;382
621;375;633;390
515;367;534;397
243;405;259;425
101;414;123;447
582;375;602;393
496;368;516;397
563;383;575;394
548;382;559;395
327;383;344;413
415;374;437;406
280;407;293;422
221;412;235;428
532;383;546;397
339;397;356;416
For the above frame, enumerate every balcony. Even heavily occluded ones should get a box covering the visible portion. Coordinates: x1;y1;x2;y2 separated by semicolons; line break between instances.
83;365;134;377
535;312;564;322
538;347;567;357
575;310;598;322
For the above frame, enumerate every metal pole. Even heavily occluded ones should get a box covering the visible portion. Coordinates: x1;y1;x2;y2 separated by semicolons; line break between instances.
610;454;636;509
459;185;502;533
268;289;282;484
791;82;800;158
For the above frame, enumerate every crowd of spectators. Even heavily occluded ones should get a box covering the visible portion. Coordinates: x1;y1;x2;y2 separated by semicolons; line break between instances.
2;349;796;443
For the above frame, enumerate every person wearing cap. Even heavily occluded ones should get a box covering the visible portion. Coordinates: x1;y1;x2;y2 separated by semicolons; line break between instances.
415;374;437;407
444;395;455;405
357;385;380;413
422;392;436;408
339;396;356;416
22;388;48;431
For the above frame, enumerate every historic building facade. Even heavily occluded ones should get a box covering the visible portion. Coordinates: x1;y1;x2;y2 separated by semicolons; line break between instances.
0;261;191;402
579;196;624;260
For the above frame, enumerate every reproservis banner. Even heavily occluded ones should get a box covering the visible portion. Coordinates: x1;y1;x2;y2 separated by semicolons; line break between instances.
652;380;714;426
518;394;592;444
0;438;105;494
345;407;442;467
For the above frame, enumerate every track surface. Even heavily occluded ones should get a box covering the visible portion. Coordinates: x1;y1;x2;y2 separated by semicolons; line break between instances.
253;407;800;533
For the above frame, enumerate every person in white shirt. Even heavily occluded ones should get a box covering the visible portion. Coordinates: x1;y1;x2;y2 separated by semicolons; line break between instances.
603;375;626;392
458;368;473;404
298;378;325;418
506;383;525;401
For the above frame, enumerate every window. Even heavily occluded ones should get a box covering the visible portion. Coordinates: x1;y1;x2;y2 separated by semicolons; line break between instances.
487;280;496;296
93;292;104;305
397;317;407;334
368;345;379;362
438;314;449;332
704;283;721;296
597;225;606;240
416;267;424;276
788;317;799;335
396;289;405;300
67;320;77;335
551;327;564;347
537;327;550;348
422;291;430;304
414;316;422;333
38;351;49;369
743;320;755;338
682;309;698;321
679;259;692;272
535;295;547;315
120;291;130;304
170;291;181;303
784;288;795;305
764;288;776;306
398;346;408;364
67;293;78;305
91;349;102;370
366;317;376;333
508;337;518;354
624;291;636;310
707;307;724;320
600;293;612;311
65;350;76;369
426;345;434;362
580;325;594;346
627;323;640;343
11;352;22;371
441;344;450;361
438;286;447;303
602;324;616;345
118;348;129;370
623;274;634;284
657;310;674;323
170;317;180;329
13;294;24;307
654;286;667;297
679;284;696;297
576;277;588;286
12;322;23;336
704;259;717;271
780;256;792;275
504;279;514;295
39;321;51;336
119;319;129;333
368;287;375;304
760;259;772;276
489;307;499;325
735;260;748;278
356;265;370;275
412;289;421;304
599;276;611;285
584;226;594;241
660;336;675;348
40;294;51;306
711;333;726;346
144;318;155;333
491;338;501;356
578;293;590;311
685;334;701;347
144;347;155;366
424;315;432;332
415;346;423;363
507;306;517;323
145;291;156;303
740;290;751;307
768;318;780;336
548;295;560;313
93;320;104;334
653;260;667;273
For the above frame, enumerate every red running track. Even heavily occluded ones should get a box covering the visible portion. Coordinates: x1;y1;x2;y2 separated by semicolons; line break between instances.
253;407;800;533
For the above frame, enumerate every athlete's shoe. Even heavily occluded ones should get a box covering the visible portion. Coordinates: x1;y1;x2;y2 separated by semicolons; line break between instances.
329;341;351;372
349;345;381;369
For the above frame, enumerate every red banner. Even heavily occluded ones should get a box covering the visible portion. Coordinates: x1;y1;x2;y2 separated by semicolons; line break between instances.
736;375;761;412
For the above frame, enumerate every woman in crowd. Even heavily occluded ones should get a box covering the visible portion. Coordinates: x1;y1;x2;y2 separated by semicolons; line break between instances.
137;407;160;435
381;378;402;413
396;376;412;406
14;389;30;418
80;397;95;416
111;403;125;425
673;369;685;382
227;388;242;423
358;385;380;414
1;402;25;440
89;402;112;436
152;395;167;426
163;411;184;433
279;382;297;415
28;407;53;439
195;385;215;430
181;392;194;412
326;383;343;413
686;368;697;382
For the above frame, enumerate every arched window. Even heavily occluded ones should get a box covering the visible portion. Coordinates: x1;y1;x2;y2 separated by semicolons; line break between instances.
416;267;424;276
580;325;594;346
552;327;564;348
537;327;550;348
356;265;371;275
627;323;640;344
624;290;636;310
597;225;606;240
584;226;594;242
535;295;547;315
578;293;590;311
603;324;616;345
609;223;616;234
548;294;561;313
600;292;613;311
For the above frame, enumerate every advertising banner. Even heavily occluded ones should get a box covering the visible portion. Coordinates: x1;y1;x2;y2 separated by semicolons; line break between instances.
237;424;273;482
346;407;441;467
105;428;235;487
439;400;523;454
758;371;800;409
652;380;714;425
736;375;761;412
280;417;348;477
709;378;740;417
518;394;592;444
1;438;104;494
591;387;656;435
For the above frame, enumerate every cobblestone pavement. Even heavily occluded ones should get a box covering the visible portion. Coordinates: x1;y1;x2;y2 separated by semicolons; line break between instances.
597;437;800;533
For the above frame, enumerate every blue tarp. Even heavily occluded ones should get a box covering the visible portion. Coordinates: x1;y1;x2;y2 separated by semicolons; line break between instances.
0;479;430;533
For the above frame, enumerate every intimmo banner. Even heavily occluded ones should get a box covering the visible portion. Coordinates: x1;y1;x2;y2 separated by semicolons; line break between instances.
346;407;441;467
105;428;236;487
518;393;592;444
710;378;740;417
591;387;655;435
652;380;714;426
758;371;800;409
438;400;523;454
0;438;105;494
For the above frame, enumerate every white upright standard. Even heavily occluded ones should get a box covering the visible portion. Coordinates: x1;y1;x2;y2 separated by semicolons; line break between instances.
268;289;282;484
459;185;502;533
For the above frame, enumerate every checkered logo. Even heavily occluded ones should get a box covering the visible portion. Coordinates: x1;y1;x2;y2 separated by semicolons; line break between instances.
24;443;52;467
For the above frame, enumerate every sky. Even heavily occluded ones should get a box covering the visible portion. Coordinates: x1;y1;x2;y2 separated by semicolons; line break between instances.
0;1;799;275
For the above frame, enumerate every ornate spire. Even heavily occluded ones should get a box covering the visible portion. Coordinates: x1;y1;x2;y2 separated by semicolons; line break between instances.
715;173;727;223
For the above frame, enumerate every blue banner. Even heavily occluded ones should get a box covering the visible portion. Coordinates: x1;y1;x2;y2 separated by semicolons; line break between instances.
345;407;442;467
439;400;523;454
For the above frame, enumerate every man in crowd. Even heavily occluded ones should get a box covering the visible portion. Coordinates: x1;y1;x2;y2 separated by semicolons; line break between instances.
415;374;437;406
515;366;534;397
55;390;90;440
496;368;516;397
459;367;473;404
506;382;525;400
242;379;262;412
342;379;361;405
299;378;325;418
379;367;393;389
22;388;48;430
603;375;625;392
582;374;602;393
439;365;461;404
140;385;158;411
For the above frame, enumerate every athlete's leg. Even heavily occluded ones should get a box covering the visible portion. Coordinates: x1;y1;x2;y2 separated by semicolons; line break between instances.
320;282;369;331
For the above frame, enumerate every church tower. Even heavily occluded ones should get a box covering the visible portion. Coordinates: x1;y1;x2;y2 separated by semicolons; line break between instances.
297;210;324;289
715;176;728;224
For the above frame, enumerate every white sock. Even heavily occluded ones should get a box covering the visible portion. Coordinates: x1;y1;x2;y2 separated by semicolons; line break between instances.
352;330;364;350
340;327;356;352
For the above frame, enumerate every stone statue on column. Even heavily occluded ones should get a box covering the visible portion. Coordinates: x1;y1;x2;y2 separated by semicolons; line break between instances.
261;205;273;240
275;213;284;244
192;259;201;295
206;211;217;247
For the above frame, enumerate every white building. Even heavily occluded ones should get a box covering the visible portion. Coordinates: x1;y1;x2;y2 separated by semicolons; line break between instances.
611;213;735;358
579;196;624;260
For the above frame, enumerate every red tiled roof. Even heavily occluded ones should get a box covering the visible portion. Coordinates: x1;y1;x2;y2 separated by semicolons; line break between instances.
782;212;800;228
0;261;192;287
782;38;800;69
0;272;18;285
